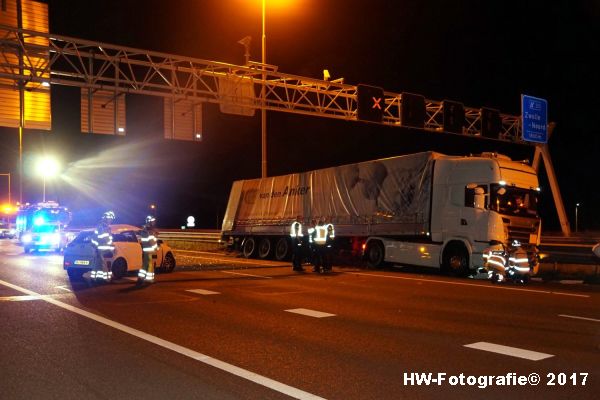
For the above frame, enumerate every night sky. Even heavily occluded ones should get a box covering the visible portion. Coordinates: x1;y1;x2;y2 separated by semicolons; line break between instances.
1;0;598;231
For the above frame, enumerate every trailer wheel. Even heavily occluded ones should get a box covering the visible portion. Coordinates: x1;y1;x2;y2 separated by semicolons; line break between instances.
274;237;290;261
442;243;469;276
242;237;257;258
366;240;385;268
258;238;272;259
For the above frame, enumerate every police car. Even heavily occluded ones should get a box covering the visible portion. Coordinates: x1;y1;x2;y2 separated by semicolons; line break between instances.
63;224;176;281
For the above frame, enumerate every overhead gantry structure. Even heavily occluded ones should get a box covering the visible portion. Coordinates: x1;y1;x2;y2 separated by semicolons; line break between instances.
0;24;571;235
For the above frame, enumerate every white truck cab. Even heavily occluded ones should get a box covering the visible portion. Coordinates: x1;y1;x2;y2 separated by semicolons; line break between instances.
372;153;540;274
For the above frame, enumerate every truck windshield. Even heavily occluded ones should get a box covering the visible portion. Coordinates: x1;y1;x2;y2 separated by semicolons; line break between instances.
490;184;539;217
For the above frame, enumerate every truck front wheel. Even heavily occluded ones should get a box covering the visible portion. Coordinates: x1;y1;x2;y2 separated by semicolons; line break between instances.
366;240;385;268
442;243;469;276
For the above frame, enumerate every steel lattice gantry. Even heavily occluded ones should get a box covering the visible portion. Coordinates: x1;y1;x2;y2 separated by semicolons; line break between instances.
0;24;523;142
0;24;571;234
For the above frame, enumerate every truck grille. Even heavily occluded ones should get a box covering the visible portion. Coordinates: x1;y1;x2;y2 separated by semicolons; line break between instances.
506;220;539;244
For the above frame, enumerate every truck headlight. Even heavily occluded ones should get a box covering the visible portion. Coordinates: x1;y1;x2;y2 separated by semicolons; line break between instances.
22;233;32;243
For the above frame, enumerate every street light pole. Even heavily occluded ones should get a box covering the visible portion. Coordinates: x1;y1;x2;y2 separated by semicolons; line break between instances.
575;203;580;233
36;157;60;203
0;173;10;205
261;0;267;178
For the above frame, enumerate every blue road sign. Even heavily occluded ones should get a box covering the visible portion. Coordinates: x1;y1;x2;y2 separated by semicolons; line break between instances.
521;95;548;143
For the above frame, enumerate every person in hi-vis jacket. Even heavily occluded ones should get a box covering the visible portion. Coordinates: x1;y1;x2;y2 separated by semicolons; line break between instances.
137;215;158;285
290;216;305;271
90;211;115;283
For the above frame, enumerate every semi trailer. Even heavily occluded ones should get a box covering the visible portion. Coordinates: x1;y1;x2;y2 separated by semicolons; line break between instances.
221;152;541;275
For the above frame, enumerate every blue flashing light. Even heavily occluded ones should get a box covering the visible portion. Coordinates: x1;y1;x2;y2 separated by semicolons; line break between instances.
34;216;45;226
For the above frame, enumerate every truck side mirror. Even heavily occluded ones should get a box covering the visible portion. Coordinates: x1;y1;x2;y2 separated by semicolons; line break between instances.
474;187;485;209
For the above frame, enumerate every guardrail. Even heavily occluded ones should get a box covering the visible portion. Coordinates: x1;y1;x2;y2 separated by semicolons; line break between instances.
157;229;221;242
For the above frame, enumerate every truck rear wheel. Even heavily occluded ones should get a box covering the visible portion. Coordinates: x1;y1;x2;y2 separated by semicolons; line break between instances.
242;237;257;258
442;243;469;276
274;237;290;261
258;238;272;259
366;240;385;268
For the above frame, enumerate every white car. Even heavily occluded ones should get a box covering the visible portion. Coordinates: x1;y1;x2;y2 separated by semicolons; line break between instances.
63;224;176;281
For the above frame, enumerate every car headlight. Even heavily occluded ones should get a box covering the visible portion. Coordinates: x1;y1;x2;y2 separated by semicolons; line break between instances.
22;234;32;243
51;233;61;244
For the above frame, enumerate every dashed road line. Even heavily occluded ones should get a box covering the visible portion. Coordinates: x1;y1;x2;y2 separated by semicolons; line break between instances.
559;314;600;323
221;271;273;279
285;308;336;318
0;295;43;301
0;278;325;400
187;289;220;296
464;342;554;361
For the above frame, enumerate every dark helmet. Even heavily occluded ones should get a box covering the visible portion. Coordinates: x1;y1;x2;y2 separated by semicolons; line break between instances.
102;211;115;224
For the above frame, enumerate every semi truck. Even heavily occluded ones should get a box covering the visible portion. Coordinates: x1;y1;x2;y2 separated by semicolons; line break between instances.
221;152;541;275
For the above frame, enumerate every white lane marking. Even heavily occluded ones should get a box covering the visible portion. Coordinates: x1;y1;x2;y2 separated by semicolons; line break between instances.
285;308;336;318
559;314;600;323
551;292;589;298
558;280;584;285
221;271;272;279
0;293;72;301
55;285;72;292
464;342;554;361
349;272;591;298
187;289;220;296
0;279;325;400
0;295;43;301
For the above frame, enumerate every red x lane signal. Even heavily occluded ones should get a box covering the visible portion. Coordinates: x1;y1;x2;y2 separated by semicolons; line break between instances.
372;96;382;110
357;84;384;122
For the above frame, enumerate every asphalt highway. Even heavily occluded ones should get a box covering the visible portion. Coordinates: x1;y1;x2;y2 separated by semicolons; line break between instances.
1;240;598;399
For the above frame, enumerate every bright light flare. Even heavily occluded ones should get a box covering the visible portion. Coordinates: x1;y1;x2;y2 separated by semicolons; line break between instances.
36;156;60;178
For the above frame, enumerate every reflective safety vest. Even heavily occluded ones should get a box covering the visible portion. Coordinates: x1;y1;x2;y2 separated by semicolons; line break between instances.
312;224;328;245
141;228;158;252
508;246;530;274
326;223;335;239
290;221;303;238
92;224;114;251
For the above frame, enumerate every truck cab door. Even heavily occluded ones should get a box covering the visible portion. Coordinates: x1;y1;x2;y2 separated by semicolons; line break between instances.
459;185;489;240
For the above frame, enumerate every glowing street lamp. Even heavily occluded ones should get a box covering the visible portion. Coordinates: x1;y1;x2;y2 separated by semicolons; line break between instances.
36;157;60;202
